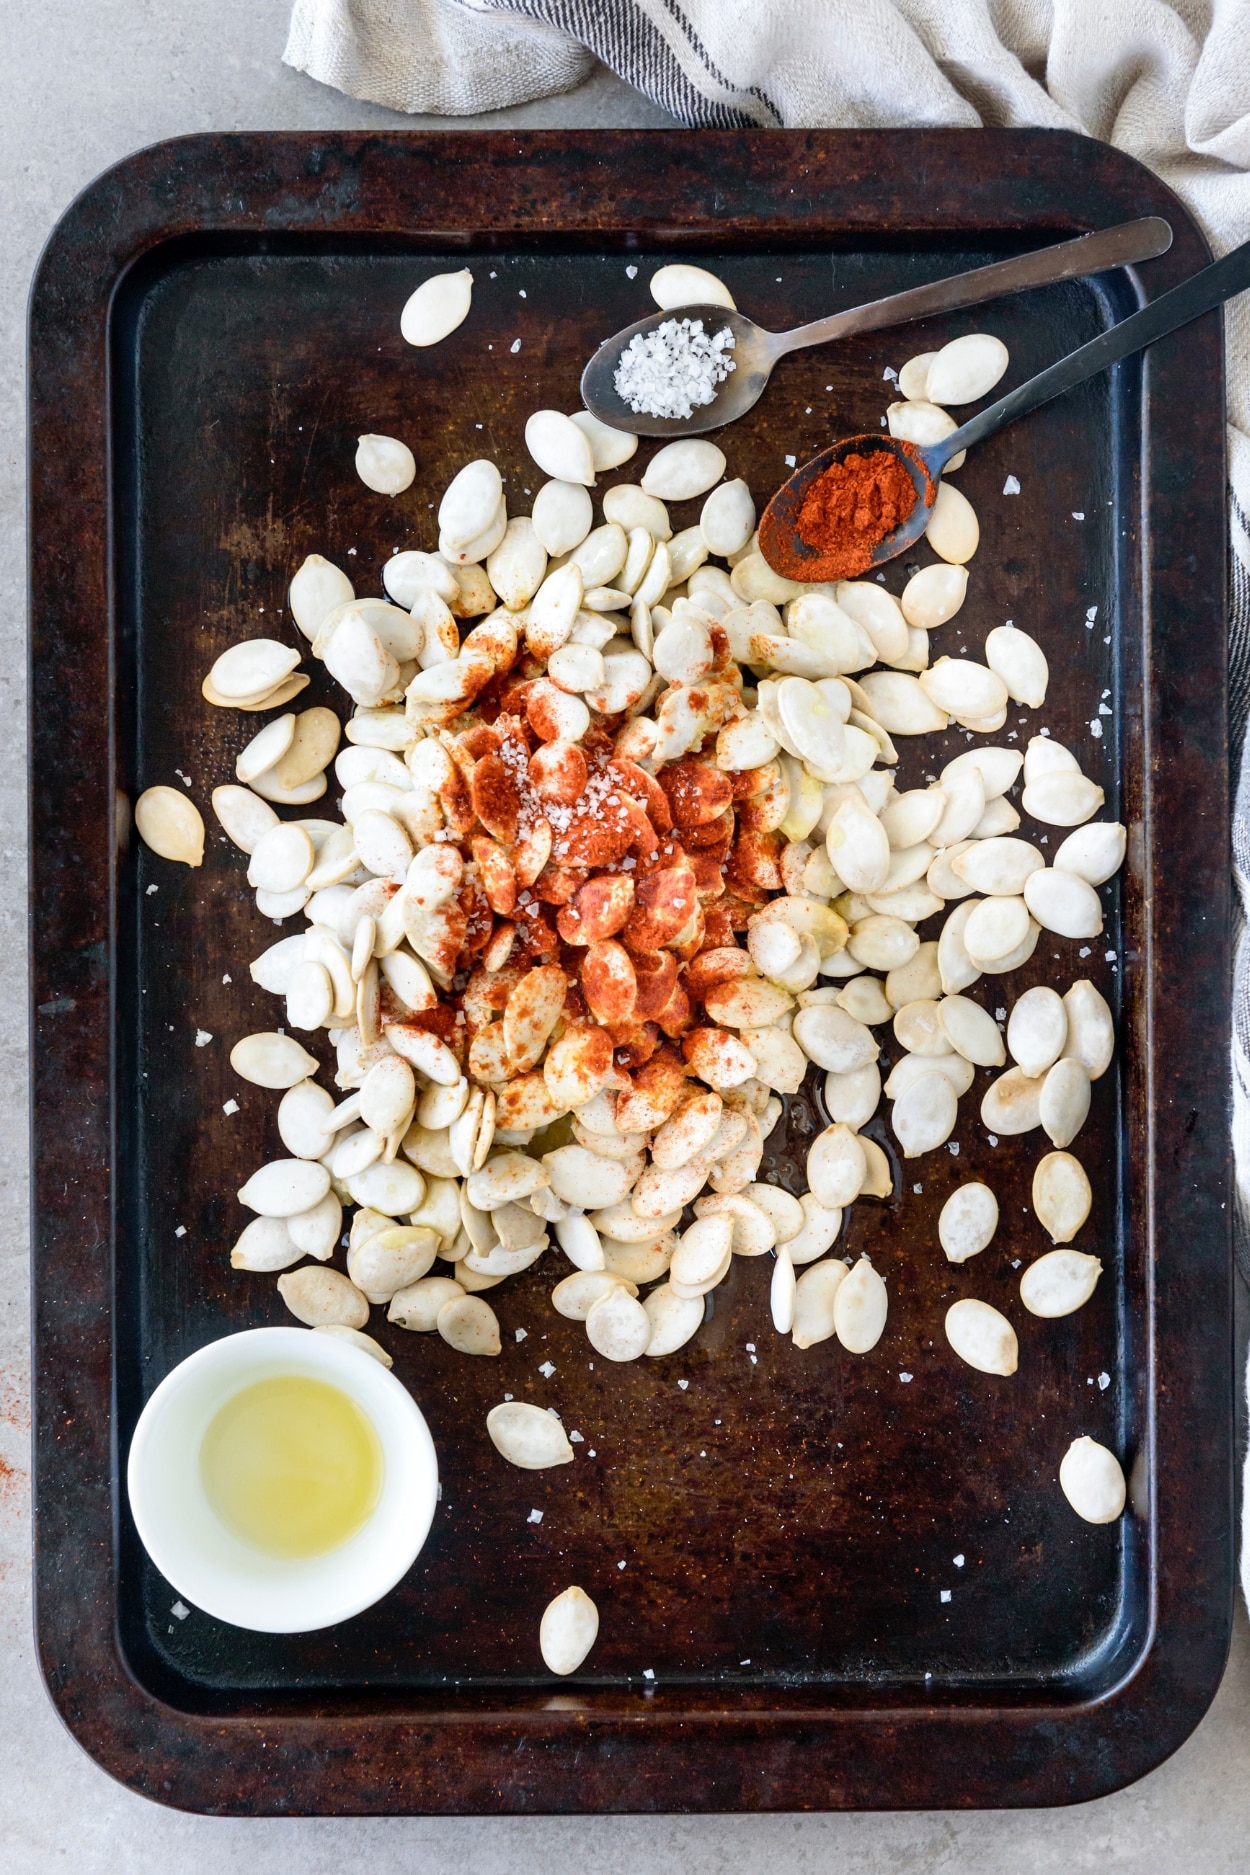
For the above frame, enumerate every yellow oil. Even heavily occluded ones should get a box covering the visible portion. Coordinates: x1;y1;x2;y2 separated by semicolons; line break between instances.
200;1375;383;1559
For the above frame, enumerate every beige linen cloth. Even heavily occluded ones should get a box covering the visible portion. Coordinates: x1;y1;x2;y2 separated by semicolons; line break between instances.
285;0;1250;1591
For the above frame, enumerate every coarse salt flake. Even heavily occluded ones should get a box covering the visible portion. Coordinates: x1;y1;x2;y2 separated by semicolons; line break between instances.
613;317;735;420
195;1030;212;1047
222;1099;239;1115
527;1508;543;1524
1003;475;1021;495
940;1590;952;1603
539;1360;556;1377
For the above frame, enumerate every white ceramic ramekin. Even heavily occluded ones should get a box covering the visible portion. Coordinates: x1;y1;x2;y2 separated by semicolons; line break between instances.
126;1327;438;1632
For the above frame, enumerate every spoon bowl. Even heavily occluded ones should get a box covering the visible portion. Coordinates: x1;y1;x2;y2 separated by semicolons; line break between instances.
580;303;777;436
757;433;938;585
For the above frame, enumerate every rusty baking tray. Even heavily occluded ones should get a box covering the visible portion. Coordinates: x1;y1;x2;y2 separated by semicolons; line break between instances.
29;130;1231;1813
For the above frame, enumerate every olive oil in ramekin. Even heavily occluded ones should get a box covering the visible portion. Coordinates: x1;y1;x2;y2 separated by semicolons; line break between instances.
200;1374;382;1559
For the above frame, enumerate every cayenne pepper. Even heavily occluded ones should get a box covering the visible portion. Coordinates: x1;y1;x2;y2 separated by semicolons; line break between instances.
792;442;931;581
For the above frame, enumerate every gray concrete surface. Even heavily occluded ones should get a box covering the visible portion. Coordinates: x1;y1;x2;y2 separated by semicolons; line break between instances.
3;3;1248;1868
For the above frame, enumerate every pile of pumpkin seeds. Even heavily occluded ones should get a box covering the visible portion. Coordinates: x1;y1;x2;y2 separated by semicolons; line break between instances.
135;263;1128;1654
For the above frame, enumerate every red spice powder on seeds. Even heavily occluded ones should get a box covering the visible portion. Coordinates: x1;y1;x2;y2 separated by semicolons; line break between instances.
793;443;928;580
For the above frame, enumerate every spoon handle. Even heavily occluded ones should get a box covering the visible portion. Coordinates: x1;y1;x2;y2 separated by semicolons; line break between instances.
940;235;1250;462
772;218;1174;357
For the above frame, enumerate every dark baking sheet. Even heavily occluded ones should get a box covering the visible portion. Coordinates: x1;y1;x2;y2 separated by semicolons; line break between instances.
29;129;1231;1812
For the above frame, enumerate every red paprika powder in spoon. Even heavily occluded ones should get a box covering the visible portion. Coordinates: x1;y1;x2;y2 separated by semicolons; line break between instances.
792;443;929;580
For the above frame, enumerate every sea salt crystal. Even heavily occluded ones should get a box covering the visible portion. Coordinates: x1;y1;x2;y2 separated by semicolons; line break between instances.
570;1430;584;1441
195;1029;212;1047
953;1555;965;1568
1003;475;1021;495
171;1601;190;1620
539;1360;556;1377
515;1327;528;1342
1098;1371;1110;1390
175;1225;187;1238
510;339;521;354
899;1372;913;1383
146;883;158;896
940;1590;952;1603
677;1378;689;1389
614;316;736;420
222;1099;239;1115
527;1509;543;1524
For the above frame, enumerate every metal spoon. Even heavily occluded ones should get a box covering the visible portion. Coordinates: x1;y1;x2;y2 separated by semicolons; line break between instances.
580;219;1172;438
758;232;1250;584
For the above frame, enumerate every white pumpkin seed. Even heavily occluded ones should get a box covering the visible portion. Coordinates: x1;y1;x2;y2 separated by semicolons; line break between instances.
526;410;595;485
650;262;735;309
290;554;355;639
945;1297;1017;1375
939;1183;998;1262
212;784;279;854
569;407;638;470
807;1124;867;1206
925;481;979;563
1021;772;1106;827
984;624;1047;707
892;998;952;1057
886;942;942;1007
347;1158;426;1216
487;1400;575;1469
540;1585;600;1675
980;1066;1043;1134
1062;980;1115;1079
953;837;1043;899
277;1265;369;1329
349;1227;439;1302
468;1151;549;1210
288;1192;343;1260
438;460;504;552
891;1071;958;1157
925;332;1009;404
964;895;1030;965
822;1061;882;1130
1021;1245;1102;1322
885;1050;975;1101
972;796;1021;838
900;562;968;630
700;478;755;555
437;1293;501;1356
585;1284;651;1361
938;994;1005;1066
543;1145;636;1210
943;745;1023;799
848;915;919;972
1007;985;1068;1078
856;672;948;735
1059;1437;1125;1523
641;1283;704;1356
642;439;726;502
401;269;472;346
135;787;205;866
603;483;671;540
286;960;334;1030
247;822;315;895
834;1256;888;1352
1039;1056;1091;1149
826;796;890;892
770;1245;797;1334
920;658;1006;721
887;399;965;468
1023;867;1103;938
231;1216;301;1273
898;351;938;400
792;1257;850;1347
356;433;416;496
792;1003;876;1074
239;1158;331;1218
1052;822;1127;886
389;1277;466;1332
230;1031;319;1089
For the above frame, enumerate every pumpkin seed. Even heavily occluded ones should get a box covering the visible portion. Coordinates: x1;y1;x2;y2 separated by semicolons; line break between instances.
487;1400;575;1469
650;262;735;309
980;1066;1043;1134
388;1275;466;1330
1039;1056;1091;1149
807;1124;867;1206
526;410;595;486
938;993;1005;1066
642;439;726;502
920;657;1006;721
1052;821;1126;885
439;460;504;551
848;914;919;972
769;1244;797;1333
230;1031;319;1089
945;1297;1017;1375
1062;980;1115;1079
953;838;1043;898
1059;1436;1125;1523
834;1256;888;1352
823;1061;882;1130
400;269;473;346
289;1192;343;1260
277;1265;370;1329
640;1282;703;1356
1023;867;1103;938
540;1584;600;1675
290;554;355;639
891;1071;958;1157
1007;985;1068;1078
885;1050;975;1101
212;784;279;854
586;1284;651;1360
1021;772;1106;827
792;1257;850;1347
939;1183;998;1262
700;478;755;555
231;1216;302;1272
886;942;942;1007
437;1293;502;1355
356;433;416;496
553;1270;636;1319
898;351;939;400
925;332;1009;404
964;895;1031;966
984;624;1048;707
887;399;965;468
900;562;968;630
348;1226;439;1302
135;787;205;866
1020;1244;1101;1317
